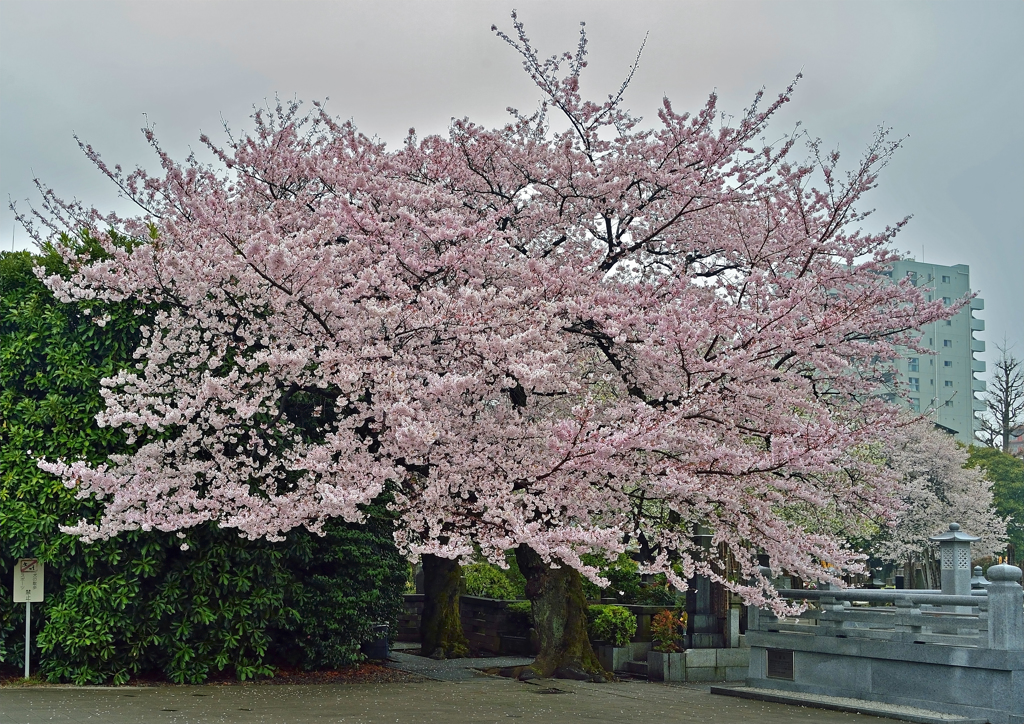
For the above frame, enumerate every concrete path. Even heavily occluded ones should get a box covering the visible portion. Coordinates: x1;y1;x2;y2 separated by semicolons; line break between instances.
0;677;894;724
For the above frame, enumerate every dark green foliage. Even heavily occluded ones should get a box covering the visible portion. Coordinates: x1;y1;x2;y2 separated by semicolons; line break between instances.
280;505;406;670
463;562;523;599
0;248;404;683
586;604;636;647
967;445;1024;563
579;552;677;605
31;528;295;685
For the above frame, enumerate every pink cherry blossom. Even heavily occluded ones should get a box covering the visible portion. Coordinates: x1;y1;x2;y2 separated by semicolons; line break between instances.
28;20;958;613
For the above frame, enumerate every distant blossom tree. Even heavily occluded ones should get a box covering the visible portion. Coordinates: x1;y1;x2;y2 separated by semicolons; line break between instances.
872;421;1007;587
26;16;955;678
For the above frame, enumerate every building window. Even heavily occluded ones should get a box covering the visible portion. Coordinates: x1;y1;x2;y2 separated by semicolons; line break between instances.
908;358;919;372
942;275;951;283
944;360;952;367
910;398;920;412
942;296;952;305
909;377;920;392
943;340;952;348
945;400;953;407
944;380;953;387
945;320;952;326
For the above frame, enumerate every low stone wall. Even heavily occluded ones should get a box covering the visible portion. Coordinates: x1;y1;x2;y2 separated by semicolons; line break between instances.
600;641;750;681
397;594;535;655
461;595;529;655
674;647;749;682
744;564;1024;724
746;630;1023;724
398;596;677;654
397;594;425;642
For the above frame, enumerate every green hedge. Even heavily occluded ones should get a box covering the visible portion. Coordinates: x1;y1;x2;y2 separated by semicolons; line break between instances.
579;553;679;606
0;247;404;683
587;604;637;647
463;561;525;599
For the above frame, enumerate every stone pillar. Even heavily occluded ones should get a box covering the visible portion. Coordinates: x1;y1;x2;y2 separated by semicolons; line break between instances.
725;604;741;648
928;523;979;596
986;564;1023;651
687;527;724;648
746;566;776;633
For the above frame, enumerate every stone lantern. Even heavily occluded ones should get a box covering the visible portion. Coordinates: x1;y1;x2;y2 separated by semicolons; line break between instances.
928;522;979;596
970;566;988;589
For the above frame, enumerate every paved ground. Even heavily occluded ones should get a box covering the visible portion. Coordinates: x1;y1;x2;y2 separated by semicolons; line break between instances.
0;677;894;724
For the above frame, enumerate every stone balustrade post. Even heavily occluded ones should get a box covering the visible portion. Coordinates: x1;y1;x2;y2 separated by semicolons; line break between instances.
747;565;776;632
985;564;1024;651
894;596;924;641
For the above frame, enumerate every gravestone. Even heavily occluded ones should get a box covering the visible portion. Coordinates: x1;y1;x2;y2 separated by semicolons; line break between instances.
686;527;724;648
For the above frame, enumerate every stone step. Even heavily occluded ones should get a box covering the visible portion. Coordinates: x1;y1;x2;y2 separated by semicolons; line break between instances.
623;660;648;676
710;686;988;724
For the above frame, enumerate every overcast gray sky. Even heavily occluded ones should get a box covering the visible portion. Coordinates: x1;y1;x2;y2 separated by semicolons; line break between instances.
2;0;1021;371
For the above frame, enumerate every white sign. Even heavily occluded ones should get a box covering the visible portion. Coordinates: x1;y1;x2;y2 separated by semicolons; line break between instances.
14;558;44;602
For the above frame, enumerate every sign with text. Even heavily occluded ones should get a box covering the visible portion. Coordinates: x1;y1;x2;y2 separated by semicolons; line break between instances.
13;558;44;602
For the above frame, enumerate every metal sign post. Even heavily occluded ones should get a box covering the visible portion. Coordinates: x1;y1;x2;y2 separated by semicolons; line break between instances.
13;558;44;678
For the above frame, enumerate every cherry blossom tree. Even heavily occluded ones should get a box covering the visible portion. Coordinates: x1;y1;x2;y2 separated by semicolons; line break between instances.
26;16;956;678
872;421;1007;587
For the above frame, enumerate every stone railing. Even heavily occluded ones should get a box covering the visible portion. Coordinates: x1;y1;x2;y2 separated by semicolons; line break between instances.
751;564;1023;652
743;541;1023;723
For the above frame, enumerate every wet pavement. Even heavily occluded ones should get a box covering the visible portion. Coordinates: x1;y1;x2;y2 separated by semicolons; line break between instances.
0;677;893;724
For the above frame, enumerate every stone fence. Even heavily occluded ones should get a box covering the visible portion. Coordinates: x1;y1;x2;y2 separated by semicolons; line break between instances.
397;594;669;655
398;594;534;655
745;525;1024;724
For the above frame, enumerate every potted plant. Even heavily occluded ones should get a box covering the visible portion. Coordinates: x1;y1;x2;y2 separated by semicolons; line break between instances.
588;604;637;673
647;610;686;681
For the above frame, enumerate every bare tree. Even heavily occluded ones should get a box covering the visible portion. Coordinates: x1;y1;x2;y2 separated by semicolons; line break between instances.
976;345;1024;453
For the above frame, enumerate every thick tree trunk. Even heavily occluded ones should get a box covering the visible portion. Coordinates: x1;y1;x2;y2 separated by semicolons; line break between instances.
420;554;469;659
515;545;607;681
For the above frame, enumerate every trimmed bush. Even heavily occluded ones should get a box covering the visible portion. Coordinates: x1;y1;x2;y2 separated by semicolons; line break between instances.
651;609;686;653
587;604;637;647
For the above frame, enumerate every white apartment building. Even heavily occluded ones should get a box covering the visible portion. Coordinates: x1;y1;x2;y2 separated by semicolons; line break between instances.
885;260;986;445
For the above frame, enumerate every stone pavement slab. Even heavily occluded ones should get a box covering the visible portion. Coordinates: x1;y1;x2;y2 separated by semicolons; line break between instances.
386;651;533;681
0;677;896;724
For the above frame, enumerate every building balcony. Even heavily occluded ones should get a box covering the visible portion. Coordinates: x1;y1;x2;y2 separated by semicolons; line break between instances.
971;339;986;352
970;298;985;310
973;398;986;411
972;379;987;392
971;318;985;331
972;360;987;372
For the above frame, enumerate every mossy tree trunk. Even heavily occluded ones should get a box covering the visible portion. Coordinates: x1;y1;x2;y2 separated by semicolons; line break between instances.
420;554;469;659
515;545;607;680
